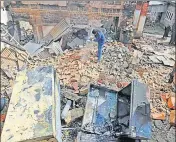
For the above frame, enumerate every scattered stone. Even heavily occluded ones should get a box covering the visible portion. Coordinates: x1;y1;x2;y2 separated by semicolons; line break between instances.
160;93;170;103
116;82;129;88
167;127;176;142
118;54;122;59
123;61;129;68
154;120;164;130
155;134;167;142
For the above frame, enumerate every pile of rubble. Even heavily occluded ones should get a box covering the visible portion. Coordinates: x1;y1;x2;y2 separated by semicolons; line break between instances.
26;37;176;141
1;35;175;141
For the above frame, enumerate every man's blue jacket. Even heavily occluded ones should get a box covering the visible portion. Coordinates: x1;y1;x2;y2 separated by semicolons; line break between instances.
94;31;105;46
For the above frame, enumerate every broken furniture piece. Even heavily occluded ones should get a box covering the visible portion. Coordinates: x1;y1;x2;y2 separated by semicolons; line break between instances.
79;80;152;142
1;66;62;142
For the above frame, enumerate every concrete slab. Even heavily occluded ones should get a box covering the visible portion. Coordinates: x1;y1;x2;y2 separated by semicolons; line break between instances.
1;66;62;142
23;42;43;57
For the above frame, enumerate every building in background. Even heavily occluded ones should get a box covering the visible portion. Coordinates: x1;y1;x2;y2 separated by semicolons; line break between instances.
160;1;175;27
147;1;175;28
7;1;124;42
147;1;167;23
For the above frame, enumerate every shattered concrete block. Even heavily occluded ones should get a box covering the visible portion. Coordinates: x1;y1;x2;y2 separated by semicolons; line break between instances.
169;110;175;126
97;79;103;85
65;107;84;124
151;112;166;120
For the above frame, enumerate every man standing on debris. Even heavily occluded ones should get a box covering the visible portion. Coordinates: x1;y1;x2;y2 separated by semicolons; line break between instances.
92;29;105;62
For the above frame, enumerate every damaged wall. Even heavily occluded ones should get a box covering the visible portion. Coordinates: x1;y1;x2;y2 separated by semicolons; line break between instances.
10;1;124;42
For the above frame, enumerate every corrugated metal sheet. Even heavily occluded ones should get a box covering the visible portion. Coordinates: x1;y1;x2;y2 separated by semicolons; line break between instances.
37;49;52;59
42;19;70;43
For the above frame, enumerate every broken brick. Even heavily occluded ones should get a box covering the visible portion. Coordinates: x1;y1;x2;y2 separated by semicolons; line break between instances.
70;79;78;83
167;97;175;109
121;82;129;87
98;79;103;85
70;55;81;60
160;94;167;103
0;114;6;122
169;110;176;126
160;93;171;103
117;82;129;88
71;81;79;91
151;112;166;120
117;82;123;88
